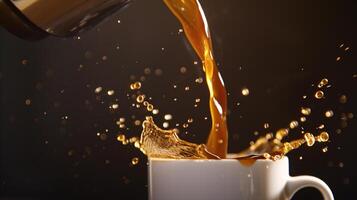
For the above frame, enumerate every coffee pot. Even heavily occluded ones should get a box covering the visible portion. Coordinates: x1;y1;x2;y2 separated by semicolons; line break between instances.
0;0;131;40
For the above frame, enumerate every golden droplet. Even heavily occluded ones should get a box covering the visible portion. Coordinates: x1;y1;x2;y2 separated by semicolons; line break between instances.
112;104;119;109
318;78;329;88
25;99;31;106
317;132;329;142
263;123;269;129
322;147;328;153
325;110;334;118
164;114;172;120
130;82;141;90
301;107;311;116
107;90;115;96
276;129;289;140
136;95;145;103
134;120;141;126
304;133;315;146
163;122;169;128
180;66;187;74
147;104;154;112
195;77;203;84
117;134;126;142
187;118;194;123
131;157;139;165
134;141;141;148
242;88;250;96
339;95;347;104
314;90;324;99
183;123;189;128
152;109;159;115
95;87;103;93
289;121;299;129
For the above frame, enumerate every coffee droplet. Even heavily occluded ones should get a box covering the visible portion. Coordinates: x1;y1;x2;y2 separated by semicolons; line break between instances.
187;118;194;123
131;157;139;165
315;90;324;99
147;104;154;112
276;129;289;140
317;132;329;142
318;78;329;88
164;114;173;120
304;133;315;146
263;123;270;129
301;107;311;116
289;121;299;129
136;95;145;103
95;87;103;93
130;82;141;90
300;116;306;122
325;110;334;118
339;95;347;104
242;88;250;96
107;90;115;96
117;134;126;142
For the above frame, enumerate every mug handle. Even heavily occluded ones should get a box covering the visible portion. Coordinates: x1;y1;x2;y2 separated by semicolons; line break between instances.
282;175;334;200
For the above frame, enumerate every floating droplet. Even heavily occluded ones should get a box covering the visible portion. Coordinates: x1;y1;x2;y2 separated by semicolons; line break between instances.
289;121;299;129
131;157;139;165
95;87;103;93
180;66;187;74
195;77;203;84
164;114;172;121
117;134;126;142
301;107;311;116
184;86;190;91
187;118;194;123
336;57;341;61
107;90;115;96
314;90;324;99
152;109;159;115
163;122;169;128
134;120;141;126
130;82;141;90
183;123;189;128
318;78;329;88
144;67;151;75
263;123;270;129
25;99;31;106
147;104;154;112
304;133;315;146
112;104;119;109
322;147;328;153
195;98;201;103
242;88;250;96
300;116;306;122
339;95;347;104
325;110;334;118
136;95;145;103
317;132;329;142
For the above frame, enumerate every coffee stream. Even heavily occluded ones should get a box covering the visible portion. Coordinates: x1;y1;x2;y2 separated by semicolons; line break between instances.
118;0;333;161
163;0;228;158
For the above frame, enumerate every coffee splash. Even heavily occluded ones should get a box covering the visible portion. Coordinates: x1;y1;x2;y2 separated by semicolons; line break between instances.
114;0;351;161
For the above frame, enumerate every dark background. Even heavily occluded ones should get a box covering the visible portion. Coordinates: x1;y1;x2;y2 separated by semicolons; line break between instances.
1;0;356;199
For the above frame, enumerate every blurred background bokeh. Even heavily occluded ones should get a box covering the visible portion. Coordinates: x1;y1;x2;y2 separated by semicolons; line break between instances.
1;0;356;199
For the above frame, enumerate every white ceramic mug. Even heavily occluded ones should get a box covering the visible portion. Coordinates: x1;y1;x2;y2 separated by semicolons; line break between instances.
148;156;334;200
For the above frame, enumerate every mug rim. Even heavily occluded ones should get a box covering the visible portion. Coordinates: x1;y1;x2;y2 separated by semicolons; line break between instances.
149;154;288;163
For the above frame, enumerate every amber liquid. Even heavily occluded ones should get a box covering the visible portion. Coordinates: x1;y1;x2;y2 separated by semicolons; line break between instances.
163;0;228;158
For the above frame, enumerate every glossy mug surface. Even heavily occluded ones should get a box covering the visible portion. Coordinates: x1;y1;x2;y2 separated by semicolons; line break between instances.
148;156;334;200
